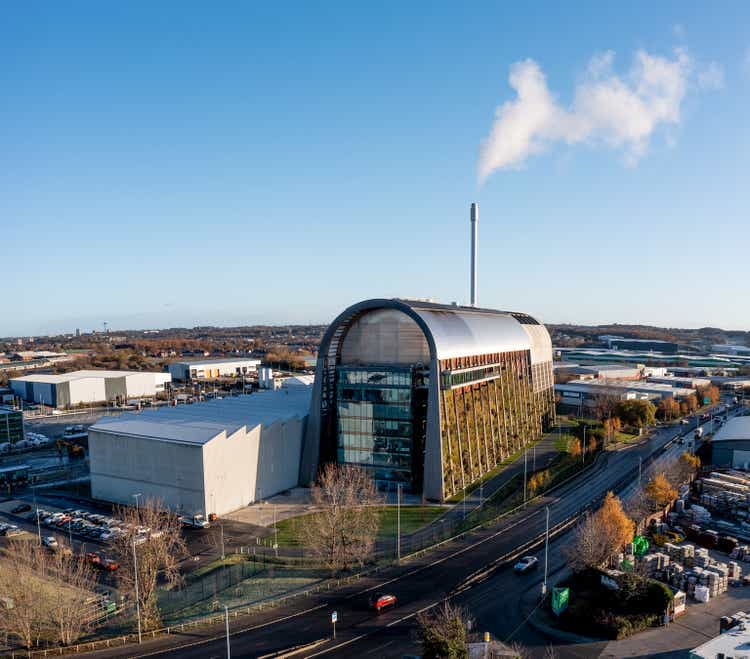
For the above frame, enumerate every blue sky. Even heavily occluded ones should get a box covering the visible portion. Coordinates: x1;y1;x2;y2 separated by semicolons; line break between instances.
2;2;749;336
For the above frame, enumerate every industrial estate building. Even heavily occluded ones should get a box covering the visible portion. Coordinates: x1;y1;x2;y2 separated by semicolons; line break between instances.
555;379;697;413
167;357;261;382
89;384;311;516
301;298;556;502
710;417;750;469
9;370;172;409
0;406;23;444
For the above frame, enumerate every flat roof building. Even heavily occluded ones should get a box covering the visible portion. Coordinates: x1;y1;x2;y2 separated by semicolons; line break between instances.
10;370;171;409
647;375;712;389
301;298;555;502
710;417;750;469
89;384;311;516
0;406;23;444
556;379;696;413
167;357;261;382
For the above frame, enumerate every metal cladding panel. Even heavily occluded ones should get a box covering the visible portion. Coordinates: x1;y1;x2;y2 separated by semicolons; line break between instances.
412;309;531;361
340;309;430;365
104;377;127;401
521;323;554;366
68;378;106;405
124;373;157;398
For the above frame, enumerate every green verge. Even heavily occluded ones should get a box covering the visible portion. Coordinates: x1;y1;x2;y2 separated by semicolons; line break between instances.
271;505;445;547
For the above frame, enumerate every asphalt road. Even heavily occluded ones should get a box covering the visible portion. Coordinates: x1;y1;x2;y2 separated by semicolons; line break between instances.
75;406;719;659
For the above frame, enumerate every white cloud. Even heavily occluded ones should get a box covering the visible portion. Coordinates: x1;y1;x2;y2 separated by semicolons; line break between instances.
478;48;718;182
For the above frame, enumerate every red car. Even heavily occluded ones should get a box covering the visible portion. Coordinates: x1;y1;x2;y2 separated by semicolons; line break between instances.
369;593;397;612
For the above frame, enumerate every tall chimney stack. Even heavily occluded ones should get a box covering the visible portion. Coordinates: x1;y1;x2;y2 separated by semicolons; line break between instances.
470;202;478;307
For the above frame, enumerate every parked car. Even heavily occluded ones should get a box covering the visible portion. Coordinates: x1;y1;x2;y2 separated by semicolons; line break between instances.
42;536;58;548
369;593;397;612
11;503;31;514
4;525;23;537
514;556;539;573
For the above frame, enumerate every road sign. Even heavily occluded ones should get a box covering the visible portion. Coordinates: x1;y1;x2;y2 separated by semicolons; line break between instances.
704;397;711;405
331;611;337;623
551;587;569;616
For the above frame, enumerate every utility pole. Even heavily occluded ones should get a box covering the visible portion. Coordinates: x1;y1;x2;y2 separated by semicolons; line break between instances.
397;483;401;563
132;537;142;644
221;522;226;560
582;426;586;465
224;605;231;658
542;505;550;597
524;450;528;505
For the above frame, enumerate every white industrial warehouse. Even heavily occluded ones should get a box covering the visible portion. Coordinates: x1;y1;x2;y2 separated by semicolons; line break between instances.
166;357;261;381
88;383;311;516
10;370;172;409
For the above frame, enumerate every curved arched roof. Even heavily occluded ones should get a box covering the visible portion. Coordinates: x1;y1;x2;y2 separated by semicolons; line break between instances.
324;298;552;365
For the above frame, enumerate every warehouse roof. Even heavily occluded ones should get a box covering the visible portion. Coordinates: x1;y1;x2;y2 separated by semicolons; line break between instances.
11;370;168;384
90;386;312;446
172;357;261;365
710;416;750;443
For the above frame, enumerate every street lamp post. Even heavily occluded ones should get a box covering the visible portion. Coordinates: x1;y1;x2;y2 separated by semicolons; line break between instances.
132;537;142;644
523;450;528;505
224;605;231;658
397;483;402;563
542;505;550;597
132;493;142;510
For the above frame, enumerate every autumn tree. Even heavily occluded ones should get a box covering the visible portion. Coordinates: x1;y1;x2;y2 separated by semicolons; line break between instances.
657;398;681;421
665;452;701;488
603;416;622;441
565;492;634;572
614;400;656;428
591;394;619;422
110;498;187;631
680;394;699;416
416;601;472;659
644;473;678;511
299;464;381;573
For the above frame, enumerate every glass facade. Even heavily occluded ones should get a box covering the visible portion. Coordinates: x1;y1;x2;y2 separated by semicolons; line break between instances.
336;366;426;492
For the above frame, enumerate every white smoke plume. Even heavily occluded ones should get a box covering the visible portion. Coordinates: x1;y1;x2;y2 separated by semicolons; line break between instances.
478;48;718;182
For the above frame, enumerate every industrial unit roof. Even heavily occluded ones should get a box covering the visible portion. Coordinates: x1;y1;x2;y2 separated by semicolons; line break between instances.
710;416;750;443
11;369;169;384
556;379;696;397
90;386;312;446
172;357;261;366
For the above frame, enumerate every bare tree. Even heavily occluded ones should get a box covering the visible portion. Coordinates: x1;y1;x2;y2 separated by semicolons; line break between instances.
0;539;101;649
110;498;188;630
416;601;473;659
299;464;381;573
0;540;51;649
47;545;99;645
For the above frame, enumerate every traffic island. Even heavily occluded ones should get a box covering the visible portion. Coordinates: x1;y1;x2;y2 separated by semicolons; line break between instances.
523;568;673;641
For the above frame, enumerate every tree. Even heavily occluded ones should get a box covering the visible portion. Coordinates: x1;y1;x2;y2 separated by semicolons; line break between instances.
614;400;656;428
416;601;472;659
0;539;99;649
565;492;634;572
644;473;678;510
657;398;681;421
0;540;51;649
598;491;635;552
299;464;381;573
603;416;622;440
664;451;701;487
591;394;619;421
110;498;187;631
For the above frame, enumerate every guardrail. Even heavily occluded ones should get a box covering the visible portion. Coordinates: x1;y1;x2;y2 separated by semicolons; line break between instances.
23;429;671;657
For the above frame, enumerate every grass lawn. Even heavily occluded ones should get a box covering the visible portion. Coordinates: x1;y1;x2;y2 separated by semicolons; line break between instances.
272;505;445;547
